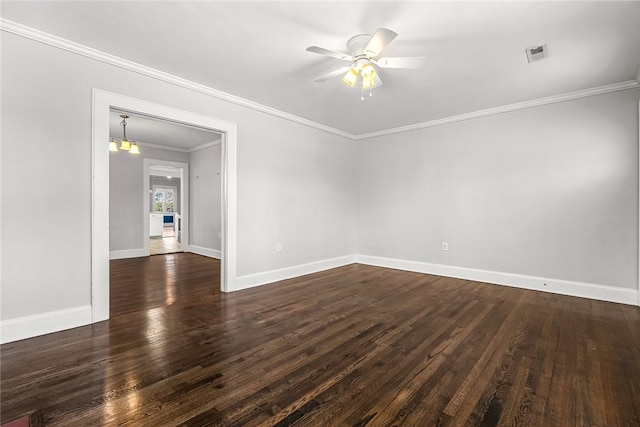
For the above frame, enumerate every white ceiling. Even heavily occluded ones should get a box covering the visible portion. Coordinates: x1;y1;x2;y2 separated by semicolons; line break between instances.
3;1;639;136
109;110;220;151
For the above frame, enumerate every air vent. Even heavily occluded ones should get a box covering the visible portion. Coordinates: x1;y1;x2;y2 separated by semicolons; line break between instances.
525;43;548;63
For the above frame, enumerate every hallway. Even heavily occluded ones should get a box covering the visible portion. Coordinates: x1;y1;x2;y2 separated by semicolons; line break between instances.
149;225;182;256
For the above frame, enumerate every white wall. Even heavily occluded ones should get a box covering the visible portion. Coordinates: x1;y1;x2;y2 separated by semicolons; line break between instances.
190;144;222;252
110;146;188;252
1;27;636;334
0;32;357;322
237;124;357;276
357;88;639;291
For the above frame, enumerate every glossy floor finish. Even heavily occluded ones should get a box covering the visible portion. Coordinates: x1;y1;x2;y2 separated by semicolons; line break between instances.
1;254;639;426
149;226;182;255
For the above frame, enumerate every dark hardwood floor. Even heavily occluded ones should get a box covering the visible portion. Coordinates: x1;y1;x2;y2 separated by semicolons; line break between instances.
1;253;639;426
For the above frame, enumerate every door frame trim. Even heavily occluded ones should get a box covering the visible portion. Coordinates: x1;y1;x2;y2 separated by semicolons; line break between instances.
145;159;188;255
92;88;237;322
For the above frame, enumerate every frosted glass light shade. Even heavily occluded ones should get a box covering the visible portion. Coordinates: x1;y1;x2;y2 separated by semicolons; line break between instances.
362;77;376;89
360;63;377;89
129;143;140;154
342;67;359;87
361;62;376;79
119;139;131;151
109;140;119;152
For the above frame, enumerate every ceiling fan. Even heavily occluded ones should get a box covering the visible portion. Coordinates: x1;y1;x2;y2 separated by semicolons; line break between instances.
306;28;425;99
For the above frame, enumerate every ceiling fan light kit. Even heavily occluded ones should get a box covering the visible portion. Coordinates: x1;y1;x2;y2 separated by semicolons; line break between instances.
307;27;425;101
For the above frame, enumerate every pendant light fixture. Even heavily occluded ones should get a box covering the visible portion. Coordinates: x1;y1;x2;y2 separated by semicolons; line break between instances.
110;114;141;154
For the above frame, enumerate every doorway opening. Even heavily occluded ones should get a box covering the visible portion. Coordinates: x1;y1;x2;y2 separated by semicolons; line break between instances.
148;164;185;255
92;89;237;324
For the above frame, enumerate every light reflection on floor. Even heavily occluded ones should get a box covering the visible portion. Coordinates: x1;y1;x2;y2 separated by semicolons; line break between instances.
150;226;181;255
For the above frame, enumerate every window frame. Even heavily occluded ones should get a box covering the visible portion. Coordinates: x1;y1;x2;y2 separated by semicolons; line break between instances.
152;185;178;213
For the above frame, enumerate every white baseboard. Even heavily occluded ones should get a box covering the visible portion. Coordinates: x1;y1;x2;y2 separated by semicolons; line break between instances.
189;245;221;259
4;255;634;344
0;305;93;344
356;255;638;306
235;255;357;291
109;248;147;260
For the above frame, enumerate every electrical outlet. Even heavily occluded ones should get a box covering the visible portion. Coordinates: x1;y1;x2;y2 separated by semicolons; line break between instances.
276;243;283;253
442;242;449;251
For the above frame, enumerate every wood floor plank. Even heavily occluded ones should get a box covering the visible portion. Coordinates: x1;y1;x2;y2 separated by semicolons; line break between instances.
1;254;639;426
442;291;527;419
270;287;483;426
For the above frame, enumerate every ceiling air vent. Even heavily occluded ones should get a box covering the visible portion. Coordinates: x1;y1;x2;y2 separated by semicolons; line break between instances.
525;43;548;63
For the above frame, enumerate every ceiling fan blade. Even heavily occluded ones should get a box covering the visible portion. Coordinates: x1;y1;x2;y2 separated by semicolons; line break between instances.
313;66;352;82
306;46;352;61
364;28;398;57
374;56;426;69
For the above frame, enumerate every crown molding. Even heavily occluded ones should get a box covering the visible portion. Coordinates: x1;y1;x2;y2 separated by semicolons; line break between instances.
2;18;638;143
0;18;354;140
133;139;220;153
134;141;189;152
354;80;640;140
189;140;222;153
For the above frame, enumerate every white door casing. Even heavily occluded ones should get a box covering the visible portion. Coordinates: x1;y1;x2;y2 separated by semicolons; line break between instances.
144;160;188;255
92;88;237;323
